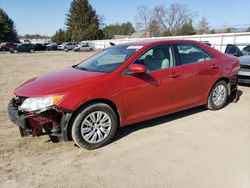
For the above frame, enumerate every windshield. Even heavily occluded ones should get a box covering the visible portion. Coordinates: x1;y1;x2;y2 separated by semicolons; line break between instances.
76;45;143;73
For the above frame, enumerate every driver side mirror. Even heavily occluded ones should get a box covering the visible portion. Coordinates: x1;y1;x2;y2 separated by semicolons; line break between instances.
129;64;147;74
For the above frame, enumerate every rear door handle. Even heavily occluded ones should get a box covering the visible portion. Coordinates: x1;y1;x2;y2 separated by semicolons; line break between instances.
169;73;181;78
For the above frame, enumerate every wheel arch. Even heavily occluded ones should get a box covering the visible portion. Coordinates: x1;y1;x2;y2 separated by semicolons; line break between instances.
206;77;230;100
66;98;121;141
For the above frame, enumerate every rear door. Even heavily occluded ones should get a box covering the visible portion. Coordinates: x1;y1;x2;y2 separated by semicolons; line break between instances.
174;42;220;105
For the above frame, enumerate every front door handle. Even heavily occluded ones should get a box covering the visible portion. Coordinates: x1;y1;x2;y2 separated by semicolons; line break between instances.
169;73;181;78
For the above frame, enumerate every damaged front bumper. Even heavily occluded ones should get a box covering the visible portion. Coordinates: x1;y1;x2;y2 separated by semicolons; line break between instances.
8;97;73;142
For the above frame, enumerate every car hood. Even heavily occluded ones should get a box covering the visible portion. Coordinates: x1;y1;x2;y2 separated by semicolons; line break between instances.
239;56;250;66
15;67;106;97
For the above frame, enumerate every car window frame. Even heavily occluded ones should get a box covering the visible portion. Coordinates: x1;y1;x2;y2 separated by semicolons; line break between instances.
123;43;177;75
173;42;214;67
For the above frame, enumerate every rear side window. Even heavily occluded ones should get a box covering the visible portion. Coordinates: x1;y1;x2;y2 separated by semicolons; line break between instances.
176;43;213;65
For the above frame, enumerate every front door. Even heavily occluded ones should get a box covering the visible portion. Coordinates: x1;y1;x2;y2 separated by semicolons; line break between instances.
120;44;183;123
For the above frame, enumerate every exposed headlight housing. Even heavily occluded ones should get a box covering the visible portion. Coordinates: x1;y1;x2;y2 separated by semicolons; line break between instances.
19;95;64;113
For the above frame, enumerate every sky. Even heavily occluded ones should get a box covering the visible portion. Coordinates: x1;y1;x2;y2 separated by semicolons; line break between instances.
0;0;250;36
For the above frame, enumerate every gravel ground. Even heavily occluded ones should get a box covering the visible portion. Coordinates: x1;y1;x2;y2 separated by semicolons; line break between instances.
0;51;249;188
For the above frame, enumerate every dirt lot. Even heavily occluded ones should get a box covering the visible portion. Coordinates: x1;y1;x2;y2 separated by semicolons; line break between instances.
0;51;249;188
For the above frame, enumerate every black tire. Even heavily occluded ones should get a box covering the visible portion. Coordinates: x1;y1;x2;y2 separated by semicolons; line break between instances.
207;80;229;110
71;103;118;150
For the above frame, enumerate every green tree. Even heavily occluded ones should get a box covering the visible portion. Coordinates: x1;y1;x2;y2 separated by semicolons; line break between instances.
0;8;18;42
176;20;196;35
103;22;135;39
66;0;104;41
52;29;70;42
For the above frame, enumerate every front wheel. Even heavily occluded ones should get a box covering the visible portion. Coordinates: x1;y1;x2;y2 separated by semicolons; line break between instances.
71;103;118;150
207;80;229;110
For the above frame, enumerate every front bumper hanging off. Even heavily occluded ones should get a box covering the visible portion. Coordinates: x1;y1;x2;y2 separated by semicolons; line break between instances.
8;98;72;142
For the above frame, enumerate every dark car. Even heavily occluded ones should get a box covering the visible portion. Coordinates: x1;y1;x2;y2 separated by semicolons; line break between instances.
34;43;46;51
10;43;35;53
225;44;250;84
0;42;16;51
242;45;250;56
225;44;243;57
8;40;239;150
46;43;60;51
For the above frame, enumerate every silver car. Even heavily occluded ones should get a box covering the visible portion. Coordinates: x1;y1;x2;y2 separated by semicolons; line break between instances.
225;44;250;84
74;43;93;52
57;42;76;51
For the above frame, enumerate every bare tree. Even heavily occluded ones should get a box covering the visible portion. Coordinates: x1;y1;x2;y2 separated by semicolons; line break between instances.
135;5;150;32
148;19;161;37
197;16;210;34
152;4;196;35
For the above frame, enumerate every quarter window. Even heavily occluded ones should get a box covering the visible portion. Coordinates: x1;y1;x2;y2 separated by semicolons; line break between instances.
176;43;212;65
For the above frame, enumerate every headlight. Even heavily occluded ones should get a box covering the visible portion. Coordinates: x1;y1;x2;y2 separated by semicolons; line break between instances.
19;95;63;112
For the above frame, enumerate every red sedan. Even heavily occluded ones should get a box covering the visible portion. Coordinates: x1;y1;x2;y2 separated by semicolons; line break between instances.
8;40;239;149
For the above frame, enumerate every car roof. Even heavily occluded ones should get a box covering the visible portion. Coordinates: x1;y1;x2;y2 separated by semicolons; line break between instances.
117;39;202;47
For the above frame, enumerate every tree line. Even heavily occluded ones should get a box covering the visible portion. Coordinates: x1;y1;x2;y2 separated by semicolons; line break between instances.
1;0;250;43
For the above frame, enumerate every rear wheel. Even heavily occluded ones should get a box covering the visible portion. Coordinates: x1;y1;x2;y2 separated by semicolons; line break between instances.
207;80;228;110
71;103;118;150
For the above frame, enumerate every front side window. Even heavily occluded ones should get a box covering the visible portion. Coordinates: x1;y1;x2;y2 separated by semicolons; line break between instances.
176;43;213;66
134;45;174;72
76;45;142;73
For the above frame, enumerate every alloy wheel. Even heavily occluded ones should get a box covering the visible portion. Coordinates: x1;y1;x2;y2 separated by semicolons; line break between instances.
81;111;112;144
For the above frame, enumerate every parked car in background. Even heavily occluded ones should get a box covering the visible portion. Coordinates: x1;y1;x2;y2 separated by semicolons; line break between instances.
201;41;212;46
46;43;60;51
57;42;76;51
225;44;250;84
8;40;239;150
10;43;35;53
74;43;93;52
34;43;46;51
225;44;243;57
0;42;16;51
242;45;250;56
